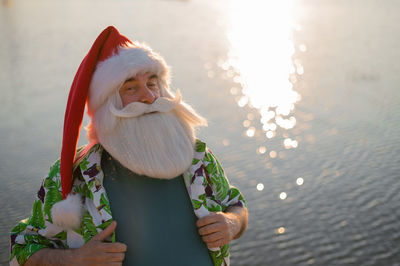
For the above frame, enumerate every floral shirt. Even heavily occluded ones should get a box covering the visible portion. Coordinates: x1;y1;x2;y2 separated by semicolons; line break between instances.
9;140;247;266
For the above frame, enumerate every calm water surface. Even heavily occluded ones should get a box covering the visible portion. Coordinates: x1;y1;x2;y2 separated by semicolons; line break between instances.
1;0;399;265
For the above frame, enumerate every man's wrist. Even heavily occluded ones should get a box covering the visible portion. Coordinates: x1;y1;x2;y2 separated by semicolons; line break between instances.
225;206;248;239
63;248;78;265
223;211;241;240
24;248;78;266
232;213;242;239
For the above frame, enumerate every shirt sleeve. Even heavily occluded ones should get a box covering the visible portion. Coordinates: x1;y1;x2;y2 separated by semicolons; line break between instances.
202;147;247;210
9;160;67;265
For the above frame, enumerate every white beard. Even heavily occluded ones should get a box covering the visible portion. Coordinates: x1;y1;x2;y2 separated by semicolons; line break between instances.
88;91;207;179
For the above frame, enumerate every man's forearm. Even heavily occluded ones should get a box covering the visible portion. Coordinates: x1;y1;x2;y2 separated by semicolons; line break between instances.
24;248;75;266
226;205;248;239
24;222;126;265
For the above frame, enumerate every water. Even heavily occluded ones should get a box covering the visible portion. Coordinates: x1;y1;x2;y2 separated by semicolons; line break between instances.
1;0;400;265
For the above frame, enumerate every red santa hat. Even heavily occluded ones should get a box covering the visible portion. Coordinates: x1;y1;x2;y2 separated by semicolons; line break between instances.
61;26;170;199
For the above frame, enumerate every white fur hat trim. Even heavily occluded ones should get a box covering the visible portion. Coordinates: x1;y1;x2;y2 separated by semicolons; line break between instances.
88;44;170;115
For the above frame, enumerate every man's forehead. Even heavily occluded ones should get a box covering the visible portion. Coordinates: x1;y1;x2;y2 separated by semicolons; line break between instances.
124;72;158;83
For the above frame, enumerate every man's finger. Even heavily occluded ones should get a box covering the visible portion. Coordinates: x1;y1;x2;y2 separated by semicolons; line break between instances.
198;222;221;236
101;242;127;253
196;213;220;227
206;238;227;249
104;252;125;262
92;221;117;241
201;231;224;243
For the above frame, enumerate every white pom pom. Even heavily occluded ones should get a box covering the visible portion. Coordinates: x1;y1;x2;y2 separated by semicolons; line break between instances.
51;194;85;230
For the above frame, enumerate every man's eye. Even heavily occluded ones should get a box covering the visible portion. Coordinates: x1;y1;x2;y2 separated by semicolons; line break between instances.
148;83;157;88
124;87;137;94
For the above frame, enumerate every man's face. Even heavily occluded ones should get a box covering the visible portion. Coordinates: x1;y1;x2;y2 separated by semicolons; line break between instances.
119;72;160;107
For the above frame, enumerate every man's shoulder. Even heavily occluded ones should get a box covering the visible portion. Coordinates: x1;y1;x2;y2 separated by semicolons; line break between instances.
42;144;103;187
73;143;104;170
194;139;207;153
194;139;219;161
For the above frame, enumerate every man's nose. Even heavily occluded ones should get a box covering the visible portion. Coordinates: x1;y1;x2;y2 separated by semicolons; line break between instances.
139;85;157;104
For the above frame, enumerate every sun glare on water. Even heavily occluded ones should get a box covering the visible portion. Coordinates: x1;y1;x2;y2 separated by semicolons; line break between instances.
223;0;302;146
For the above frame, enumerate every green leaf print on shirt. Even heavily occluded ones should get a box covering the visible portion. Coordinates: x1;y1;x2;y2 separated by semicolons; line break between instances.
195;140;206;152
80;157;90;171
44;178;63;222
207;203;222;213
28;200;45;228
97;219;115;242
11;243;45;265
48;160;60;179
54;231;67;241
10;221;28;235
23;234;52;247
82;211;98;243
73;184;92;199
210;249;225;266
220;244;229;258
100;193;111;215
206;153;229;201
191;199;203;209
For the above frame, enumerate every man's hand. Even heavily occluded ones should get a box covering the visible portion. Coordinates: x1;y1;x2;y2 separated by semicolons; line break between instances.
196;206;248;248
25;221;127;266
73;221;127;265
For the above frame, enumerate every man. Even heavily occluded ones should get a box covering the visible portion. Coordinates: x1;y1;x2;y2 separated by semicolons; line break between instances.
9;26;247;266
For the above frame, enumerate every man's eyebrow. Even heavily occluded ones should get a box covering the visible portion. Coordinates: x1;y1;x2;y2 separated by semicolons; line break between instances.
124;77;135;83
123;74;158;84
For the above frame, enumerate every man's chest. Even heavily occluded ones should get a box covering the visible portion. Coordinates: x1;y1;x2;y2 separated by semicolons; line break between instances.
101;153;213;265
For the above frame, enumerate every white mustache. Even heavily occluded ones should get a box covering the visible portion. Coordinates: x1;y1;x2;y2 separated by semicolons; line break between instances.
109;91;182;118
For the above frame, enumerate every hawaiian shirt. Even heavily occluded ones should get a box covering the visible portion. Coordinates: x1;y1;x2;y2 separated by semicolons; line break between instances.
9;139;246;266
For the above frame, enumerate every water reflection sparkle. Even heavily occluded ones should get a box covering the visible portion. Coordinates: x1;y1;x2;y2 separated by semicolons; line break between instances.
280;192;288;200
257;183;264;191
296;177;304;186
225;0;301;148
277;227;286;234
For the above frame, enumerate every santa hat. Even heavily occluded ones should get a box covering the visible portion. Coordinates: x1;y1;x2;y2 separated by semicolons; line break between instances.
60;26;170;199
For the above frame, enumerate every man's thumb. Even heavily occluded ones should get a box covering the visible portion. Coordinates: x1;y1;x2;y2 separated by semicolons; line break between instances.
92;221;117;241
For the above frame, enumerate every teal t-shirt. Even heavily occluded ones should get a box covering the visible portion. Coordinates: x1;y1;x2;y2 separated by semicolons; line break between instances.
102;150;213;266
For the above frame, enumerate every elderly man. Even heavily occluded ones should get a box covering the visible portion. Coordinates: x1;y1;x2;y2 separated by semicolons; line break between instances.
10;26;247;266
